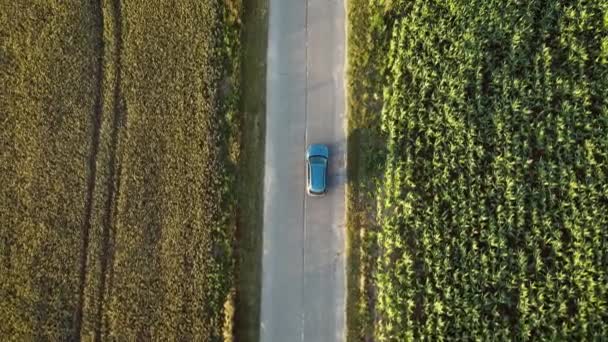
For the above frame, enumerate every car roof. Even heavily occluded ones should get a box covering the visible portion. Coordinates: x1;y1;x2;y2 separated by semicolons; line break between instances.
309;162;326;193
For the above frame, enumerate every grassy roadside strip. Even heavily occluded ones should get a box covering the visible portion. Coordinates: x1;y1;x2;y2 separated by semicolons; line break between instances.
232;0;268;340
345;0;386;341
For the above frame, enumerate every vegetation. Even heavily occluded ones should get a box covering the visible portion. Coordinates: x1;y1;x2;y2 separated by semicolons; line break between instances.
345;0;386;340
233;0;268;340
1;0;265;340
348;0;608;340
0;2;99;339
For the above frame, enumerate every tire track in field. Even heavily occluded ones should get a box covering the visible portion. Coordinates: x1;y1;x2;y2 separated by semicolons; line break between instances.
74;0;105;338
95;0;125;338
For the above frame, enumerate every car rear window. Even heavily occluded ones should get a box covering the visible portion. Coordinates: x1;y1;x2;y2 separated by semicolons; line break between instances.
309;156;326;165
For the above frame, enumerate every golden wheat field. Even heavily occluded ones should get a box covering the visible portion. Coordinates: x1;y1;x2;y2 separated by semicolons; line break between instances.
0;0;244;339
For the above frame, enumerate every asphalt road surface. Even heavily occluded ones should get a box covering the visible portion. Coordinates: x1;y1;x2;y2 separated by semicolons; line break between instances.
261;0;346;340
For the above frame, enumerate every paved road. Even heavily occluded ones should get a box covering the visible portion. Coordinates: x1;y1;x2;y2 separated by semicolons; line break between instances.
261;0;346;340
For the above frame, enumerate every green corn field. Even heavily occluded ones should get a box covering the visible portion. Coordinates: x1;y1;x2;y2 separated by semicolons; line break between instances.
348;0;608;340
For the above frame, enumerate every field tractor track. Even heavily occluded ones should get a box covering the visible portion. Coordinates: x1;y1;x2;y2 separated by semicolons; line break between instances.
95;0;125;338
75;0;126;338
74;0;106;338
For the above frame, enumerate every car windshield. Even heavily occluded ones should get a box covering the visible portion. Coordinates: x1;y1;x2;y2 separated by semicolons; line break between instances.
309;156;326;165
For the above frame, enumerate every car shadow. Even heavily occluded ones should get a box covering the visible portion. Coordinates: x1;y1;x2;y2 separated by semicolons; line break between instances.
317;141;347;190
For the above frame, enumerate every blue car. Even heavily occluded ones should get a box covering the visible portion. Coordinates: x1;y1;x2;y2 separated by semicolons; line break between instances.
306;144;329;196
